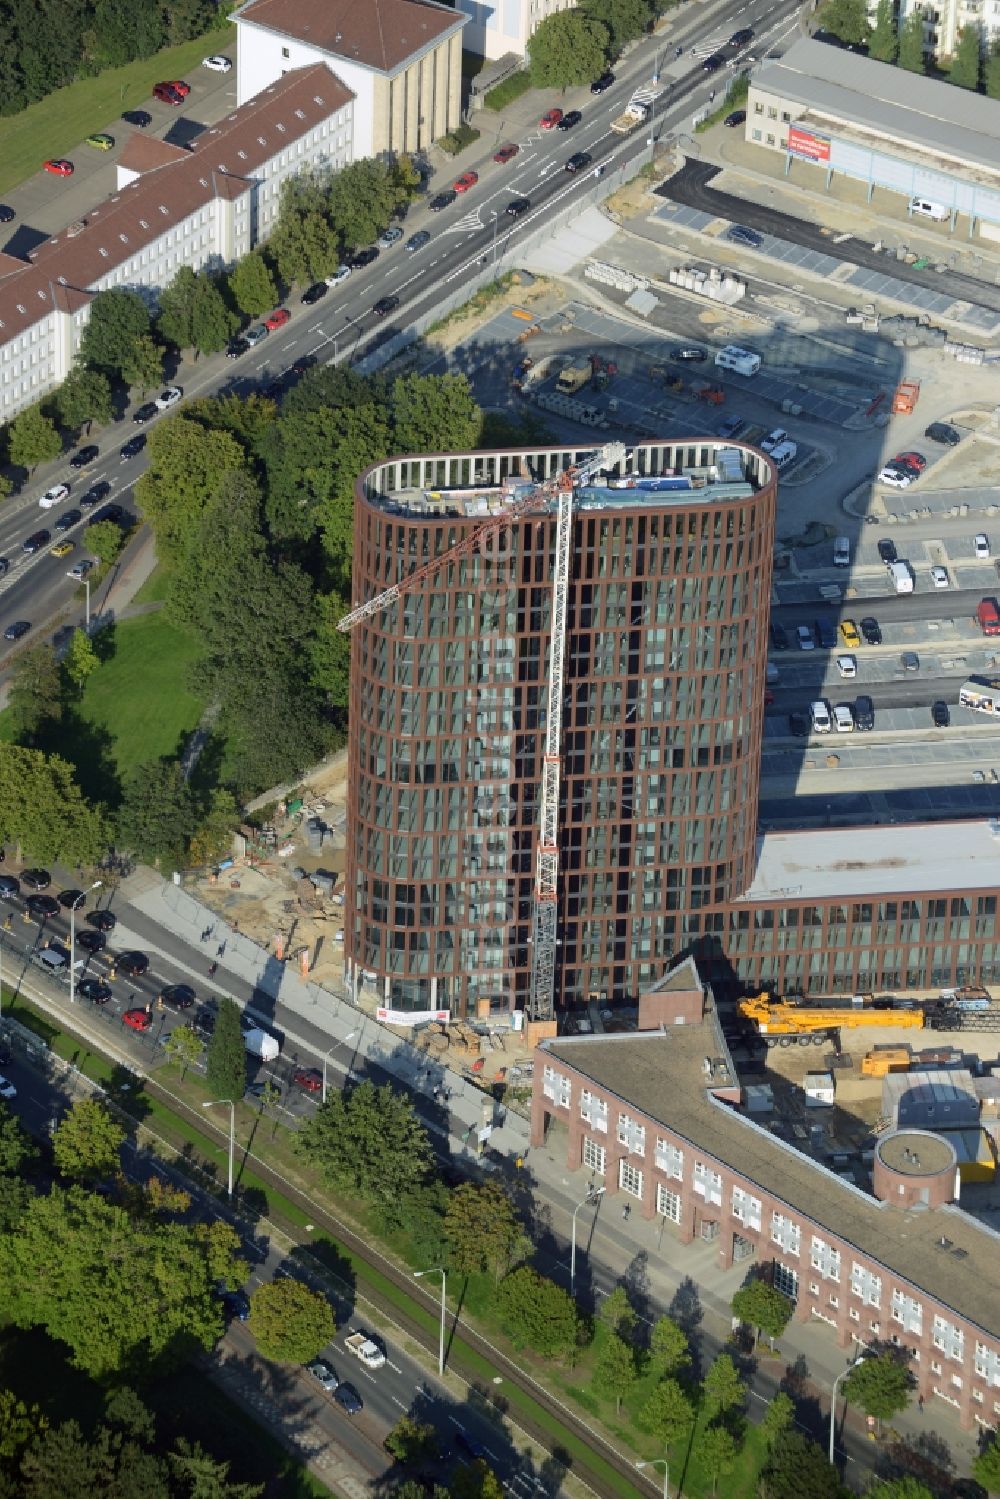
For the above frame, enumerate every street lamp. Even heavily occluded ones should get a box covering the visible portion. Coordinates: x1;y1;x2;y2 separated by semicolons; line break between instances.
637;1457;669;1499
829;1348;869;1464
490;210;498;276
414;1266;447;1376
84;577;91;631
202;1098;235;1199
322;1029;357;1103
69;880;102;1005
570;1183;605;1292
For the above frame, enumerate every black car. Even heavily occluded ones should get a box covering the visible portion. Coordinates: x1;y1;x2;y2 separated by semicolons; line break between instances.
121;110;152;128
932;700;950;727
159;983;195;1010
0;876;19;899
76;929;106;954
877;538;897;565
788;712;809;737
729;26;754;46
80;482;110;508
405;229;430;252
860;616;882;645
0;205;14;223
565;151;593;174
69;445;99;470
769;621;788;651
334;1383;363;1416
90;503;126;527
348;246;379;269
194;1004;217;1037
221;1289;251;1322
117;951;149;978
58;888;86;910
226;337;249;359
454;1430;487;1461
854;695;875;731
372;295;399;317
86;909;117;932
22;531;50;555
300;282;327;305
429;190;456;211
506;198;530;217
591;71;615;93
557;110;582;130
132;403;157;424
54;509;82;533
924;421;961;446
814;617;837;649
24;868;53;890
724;110;747;128
120;436;145;461
78;978;112;1004
26;894;59;920
0;559;7;576
3;621;31;641
727;224;763;248
702;51;726;70
671;346;707;361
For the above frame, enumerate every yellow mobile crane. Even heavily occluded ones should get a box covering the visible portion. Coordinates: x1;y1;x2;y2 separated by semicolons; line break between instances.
738;992;925;1048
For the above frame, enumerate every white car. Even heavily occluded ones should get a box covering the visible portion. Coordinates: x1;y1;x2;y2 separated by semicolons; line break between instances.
759;428;789;454
154;385;183;410
930;565;950;589
0;1076;16;1101
975;533;991;559
834;703;855;733
796;624;815;651
836;654;857;678
39;483;69;509
878;466;914;488
325;264;351;287
202;55;232;72
68;561;94;580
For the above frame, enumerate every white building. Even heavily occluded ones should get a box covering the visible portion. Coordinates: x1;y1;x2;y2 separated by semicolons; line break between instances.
233;0;466;157
867;0;1000;62
0;65;353;423
455;0;573;63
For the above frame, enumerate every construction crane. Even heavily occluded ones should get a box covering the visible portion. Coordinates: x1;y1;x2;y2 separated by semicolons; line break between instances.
738;993;925;1048
338;440;629;1023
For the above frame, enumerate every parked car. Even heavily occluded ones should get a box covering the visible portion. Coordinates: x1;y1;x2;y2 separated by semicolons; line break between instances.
814;617;837;649
334;1383;363;1415
377;226;402;248
245;325;268;347
300;282;327;305
132;402;157;423
590;71;615;94
294;1067;323;1093
854;695;875;731
788;711;809;737
453;171;479;193
975;533;991;558
724;110;747;127
39;483;70;509
85;133;114;151
202;54;232;72
901;651;920;672
840;619;861;649
770;620;788;650
717;414;745;439
123;1008;152;1032
121;110;152;128
925;421;961;446
877;539;897;565
796;624;814;651
325;264;351;286
3;621;31;641
0;206;14;222
833;703;855;733
26;894;59;919
43;159;74;177
68;560;94;580
539;108;563;128
428;190;456;211
152;82;185;105
557;110;582;130
727;223;762;248
264;308;290;331
348;246;379;268
671;346;707;362
70;445;98;469
21;869;51;891
930;565;950;588
932;699;951;727
493;143;519;163
405;230;430;252
226;337;249;358
307;1360;338;1393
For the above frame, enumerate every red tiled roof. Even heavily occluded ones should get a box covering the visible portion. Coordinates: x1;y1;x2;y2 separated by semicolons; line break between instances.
236;0;464;73
0;64;352;351
118;135;193;176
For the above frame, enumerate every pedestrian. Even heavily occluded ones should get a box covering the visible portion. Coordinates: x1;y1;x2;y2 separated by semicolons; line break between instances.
622;1203;630;1221
208;961;218;977
709;88;716;103
917;1394;924;1412
233;921;240;935
200;927;211;942
217;941;226;957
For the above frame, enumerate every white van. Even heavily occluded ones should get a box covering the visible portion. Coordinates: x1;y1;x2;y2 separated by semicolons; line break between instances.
836;654;857;678
887;559;913;594
714;345;761;377
770;440;797;470
833;536;851;567
909;196;949;222
810;699;832;733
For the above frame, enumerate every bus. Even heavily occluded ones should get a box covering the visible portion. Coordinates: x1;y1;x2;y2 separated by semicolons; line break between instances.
958;676;1000;716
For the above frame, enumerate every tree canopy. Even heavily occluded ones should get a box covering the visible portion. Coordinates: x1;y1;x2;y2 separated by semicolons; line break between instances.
950;25;981;89
443;1181;522;1280
116;760;197;869
842;1351;913;1424
528;10;609;88
0;744;105;865
248;1278;334;1364
227;254;277;318
80;291;152;380
136;418;247;564
6;645;62;744
53;368;114;436
495;1265;578;1359
898;11;926;72
819;0;869;46
51;1099;125;1182
730;1277;792;1348
296;1079;432;1207
8;405;61;474
205;998;246;1105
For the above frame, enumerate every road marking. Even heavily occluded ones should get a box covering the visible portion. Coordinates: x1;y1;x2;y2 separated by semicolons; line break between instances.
390;1394;407;1410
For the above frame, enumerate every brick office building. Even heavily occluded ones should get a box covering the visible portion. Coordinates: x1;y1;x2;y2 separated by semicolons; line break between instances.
531;959;1000;1430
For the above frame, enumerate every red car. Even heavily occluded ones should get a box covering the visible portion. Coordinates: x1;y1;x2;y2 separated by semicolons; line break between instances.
293;1067;323;1093
43;159;74;177
493;143;519;164
165;79;190;96
891;450;927;473
453;171;479;193
264;307;290;331
153;82;184;105
123;1008;152;1033
539;109;563;129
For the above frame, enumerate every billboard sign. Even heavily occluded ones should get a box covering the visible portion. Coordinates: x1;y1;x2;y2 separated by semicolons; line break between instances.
787;126;831;163
376;1006;451;1027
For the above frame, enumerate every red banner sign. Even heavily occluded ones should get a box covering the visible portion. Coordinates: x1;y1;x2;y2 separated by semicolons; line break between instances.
787;126;830;163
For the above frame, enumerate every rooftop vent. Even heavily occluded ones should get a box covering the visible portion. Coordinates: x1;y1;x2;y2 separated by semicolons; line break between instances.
199;177;209;187
139;218;149;229
36;289;46;299
119;233;128;243
294;109;306;120
67;221;86;238
159;205;169;215
15;304;25;314
276;123;286;133
57;276;67;285
313;95;324;105
257;135;266;145
99;248;109;257
237;150;247;160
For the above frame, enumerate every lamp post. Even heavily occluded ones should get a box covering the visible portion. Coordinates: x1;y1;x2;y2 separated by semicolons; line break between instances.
322;1029;357;1103
570;1184;605;1292
414;1266;447;1375
69;880;101;1005
637;1457;669;1499
829;1349;869;1464
490;210;498;276
84;577;91;631
202;1098;235;1199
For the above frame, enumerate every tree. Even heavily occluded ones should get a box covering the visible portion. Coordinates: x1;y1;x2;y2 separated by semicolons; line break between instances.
296;1078;432;1208
162;1024;204;1080
528;9;609;88
53;367;114;436
80;290;151;378
156;266;200;350
205;997;247;1105
759;1430;847;1499
8;403;61;473
443;1180;522;1280
637;1377;694;1452
599;1285;636;1341
974;1434;1000;1494
116;759;197;868
6;644;63;742
760;1390;794;1450
702;1353;746;1421
451;1462;504;1499
227;252;277;318
866;1482;934;1499
0;1388;47;1461
0;1106;37;1178
325;159;408;253
249;1278;334;1363
184;392;277;453
86;518;126;568
819;0;869;46
495;1265;579;1359
121;333;162;395
383;1413;440;1466
867;0;897;61
842;1350;912;1432
898;11;927;72
62;629;98;697
268;178;341;286
187;789;239;868
950;24;982;89
103;1386;155;1444
731;1278;793;1349
191;277;238;357
592;1330;636;1414
0;744;105;865
696;1424;737;1495
169;1436;263;1498
648;1314;690;1377
582;0;651;52
136;417;247;564
51;1098;125;1181
391;373;482;456
986;38;1000;98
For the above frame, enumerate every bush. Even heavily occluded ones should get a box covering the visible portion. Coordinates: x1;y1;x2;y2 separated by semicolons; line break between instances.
437;123;481;156
484;71;533;110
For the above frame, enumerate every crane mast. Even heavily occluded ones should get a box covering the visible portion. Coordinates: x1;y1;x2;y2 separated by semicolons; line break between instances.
339;441;628;1023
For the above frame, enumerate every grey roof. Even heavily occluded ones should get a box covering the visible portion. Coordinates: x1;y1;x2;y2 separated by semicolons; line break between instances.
542;1026;1000;1338
753;37;1000;174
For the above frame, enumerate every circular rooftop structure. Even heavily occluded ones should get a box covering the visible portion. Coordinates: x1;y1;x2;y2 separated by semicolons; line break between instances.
874;1129;956;1208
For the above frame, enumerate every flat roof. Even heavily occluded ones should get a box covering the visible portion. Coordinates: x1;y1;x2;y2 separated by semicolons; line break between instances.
543;1026;1000;1336
740;820;1000;902
753;37;1000;177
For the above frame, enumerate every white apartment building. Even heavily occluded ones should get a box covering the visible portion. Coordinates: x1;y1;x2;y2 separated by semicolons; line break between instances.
455;0;574;62
233;0;465;156
0;65;353;424
870;0;1000;62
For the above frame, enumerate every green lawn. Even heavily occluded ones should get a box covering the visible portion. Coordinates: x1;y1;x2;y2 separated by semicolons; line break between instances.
130;563;173;607
0;26;235;196
78;610;205;778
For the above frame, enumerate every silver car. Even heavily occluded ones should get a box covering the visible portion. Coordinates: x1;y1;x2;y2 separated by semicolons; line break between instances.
306;1360;338;1393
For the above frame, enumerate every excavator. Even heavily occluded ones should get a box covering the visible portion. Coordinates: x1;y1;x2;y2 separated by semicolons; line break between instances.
738;992;924;1048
